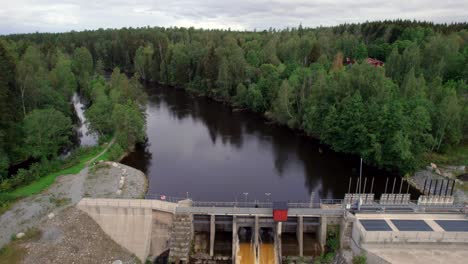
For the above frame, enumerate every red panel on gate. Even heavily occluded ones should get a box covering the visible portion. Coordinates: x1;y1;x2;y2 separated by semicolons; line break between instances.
273;209;288;222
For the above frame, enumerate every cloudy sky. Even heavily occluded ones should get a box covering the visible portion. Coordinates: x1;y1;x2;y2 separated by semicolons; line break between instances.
1;0;467;34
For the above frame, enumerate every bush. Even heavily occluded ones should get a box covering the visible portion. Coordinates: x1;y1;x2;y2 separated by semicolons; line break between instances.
353;255;367;264
107;143;124;161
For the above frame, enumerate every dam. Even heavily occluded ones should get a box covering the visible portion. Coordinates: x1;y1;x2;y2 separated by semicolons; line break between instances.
77;193;467;264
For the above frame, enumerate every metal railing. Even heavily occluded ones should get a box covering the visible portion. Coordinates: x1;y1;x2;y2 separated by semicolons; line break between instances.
144;193;465;213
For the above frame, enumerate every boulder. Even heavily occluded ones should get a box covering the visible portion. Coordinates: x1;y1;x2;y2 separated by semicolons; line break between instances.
431;163;437;169
48;213;55;219
16;232;25;239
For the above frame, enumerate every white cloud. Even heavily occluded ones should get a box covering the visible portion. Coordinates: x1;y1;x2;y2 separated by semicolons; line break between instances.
0;0;467;34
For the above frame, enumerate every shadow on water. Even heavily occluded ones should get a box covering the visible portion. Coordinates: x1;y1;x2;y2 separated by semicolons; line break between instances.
122;84;420;201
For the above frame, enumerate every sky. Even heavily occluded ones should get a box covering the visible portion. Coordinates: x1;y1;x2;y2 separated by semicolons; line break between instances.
0;0;467;34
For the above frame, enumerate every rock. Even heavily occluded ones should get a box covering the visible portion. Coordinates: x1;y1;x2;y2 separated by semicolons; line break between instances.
122;169;127;174
435;168;442;175
48;213;55;219
112;162;118;167
16;232;25;239
443;172;452;178
112;260;123;264
431;163;437;169
118;180;124;189
120;176;125;181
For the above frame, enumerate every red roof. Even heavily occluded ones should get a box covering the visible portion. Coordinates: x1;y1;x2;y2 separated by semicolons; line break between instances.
366;58;384;67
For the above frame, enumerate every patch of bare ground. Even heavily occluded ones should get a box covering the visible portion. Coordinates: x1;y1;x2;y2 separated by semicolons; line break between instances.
20;206;139;264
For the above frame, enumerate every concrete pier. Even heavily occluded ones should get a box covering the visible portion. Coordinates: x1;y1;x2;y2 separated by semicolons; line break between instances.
319;216;327;251
297;216;304;257
232;216;237;263
254;215;259;249
209;214;215;257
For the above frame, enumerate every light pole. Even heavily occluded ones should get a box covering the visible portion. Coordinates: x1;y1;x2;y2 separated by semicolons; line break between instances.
359;157;363;194
243;192;249;203
265;193;271;202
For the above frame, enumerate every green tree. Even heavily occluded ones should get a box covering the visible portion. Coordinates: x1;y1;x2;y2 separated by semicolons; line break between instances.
22;108;72;159
111;101;146;150
134;44;154;81
72;47;93;94
16;46;45;116
49;52;77;98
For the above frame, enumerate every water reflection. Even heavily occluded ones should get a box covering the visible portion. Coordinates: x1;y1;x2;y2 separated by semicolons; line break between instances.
122;84;418;201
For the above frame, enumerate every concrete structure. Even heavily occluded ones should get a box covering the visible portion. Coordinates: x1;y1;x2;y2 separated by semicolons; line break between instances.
77;198;343;262
351;213;468;264
77;197;467;263
77;198;177;261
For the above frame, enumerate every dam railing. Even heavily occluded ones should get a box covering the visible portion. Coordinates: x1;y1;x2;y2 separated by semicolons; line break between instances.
145;193;466;213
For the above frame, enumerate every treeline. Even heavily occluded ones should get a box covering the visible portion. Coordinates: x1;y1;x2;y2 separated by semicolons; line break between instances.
2;20;468;173
0;41;146;189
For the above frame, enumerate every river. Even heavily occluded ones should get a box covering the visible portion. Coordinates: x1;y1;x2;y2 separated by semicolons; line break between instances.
71;93;98;147
122;84;419;202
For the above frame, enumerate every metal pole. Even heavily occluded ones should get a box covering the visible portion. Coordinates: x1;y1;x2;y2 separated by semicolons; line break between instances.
439;180;444;195
399;178;403;194
422;178;427;194
359;158;363;194
391;178;396;194
363;177;368;194
348;177;352;194
434;180;438;196
355;178;360;194
428;180;433;195
370;177;375;194
406;179;410;194
384;177;389;193
445;180;450;196
450;180;456;196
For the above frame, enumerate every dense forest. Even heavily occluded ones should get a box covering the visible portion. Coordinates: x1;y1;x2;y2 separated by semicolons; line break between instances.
0;20;467;187
0;42;146;193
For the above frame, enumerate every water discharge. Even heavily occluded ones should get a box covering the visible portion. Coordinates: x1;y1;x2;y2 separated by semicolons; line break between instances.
236;242;276;264
258;243;276;264
237;243;255;264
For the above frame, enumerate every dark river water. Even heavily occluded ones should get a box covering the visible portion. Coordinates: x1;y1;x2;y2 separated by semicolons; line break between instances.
122;84;419;202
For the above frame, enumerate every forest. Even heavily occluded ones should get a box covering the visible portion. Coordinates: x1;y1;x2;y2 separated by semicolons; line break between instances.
0;20;467;192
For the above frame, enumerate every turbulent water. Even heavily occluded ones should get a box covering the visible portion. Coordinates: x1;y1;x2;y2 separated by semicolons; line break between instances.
71;93;98;147
122;84;420;202
236;243;276;264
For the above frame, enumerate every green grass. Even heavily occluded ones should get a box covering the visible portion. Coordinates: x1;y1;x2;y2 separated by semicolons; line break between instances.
92;148;111;163
8;144;108;198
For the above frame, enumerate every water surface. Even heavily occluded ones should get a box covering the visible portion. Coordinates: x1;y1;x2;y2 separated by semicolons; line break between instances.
122;85;418;202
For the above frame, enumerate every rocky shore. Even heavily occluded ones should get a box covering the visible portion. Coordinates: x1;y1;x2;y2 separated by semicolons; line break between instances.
408;164;467;203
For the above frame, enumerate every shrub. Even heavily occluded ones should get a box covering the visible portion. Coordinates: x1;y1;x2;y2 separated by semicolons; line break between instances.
107;143;124;161
353;255;367;264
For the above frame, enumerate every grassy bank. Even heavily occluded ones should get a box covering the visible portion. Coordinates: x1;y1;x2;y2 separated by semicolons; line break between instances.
0;142;112;216
8;145;108;198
